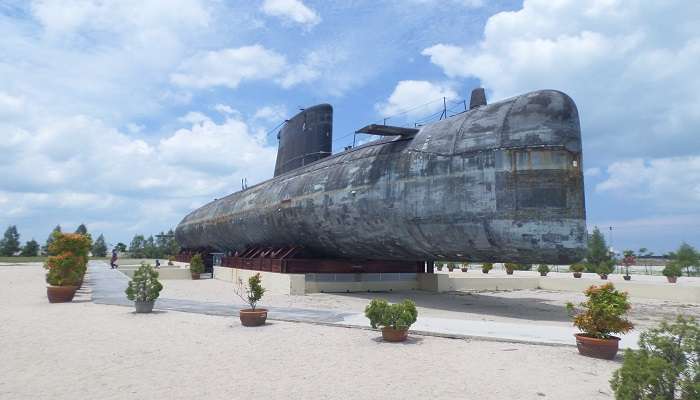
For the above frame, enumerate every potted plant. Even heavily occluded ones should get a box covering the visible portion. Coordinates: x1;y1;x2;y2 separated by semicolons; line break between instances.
537;264;550;277
234;273;267;326
610;316;699;399
125;263;163;313
622;250;635;281
566;283;633;359
447;262;455;272
596;261;614;280
570;263;585;278
436;263;443;272
460;264;469;272
662;262;682;283
189;253;204;279
167;256;175;266
504;262;516;275
44;233;91;303
364;299;418;342
481;263;493;274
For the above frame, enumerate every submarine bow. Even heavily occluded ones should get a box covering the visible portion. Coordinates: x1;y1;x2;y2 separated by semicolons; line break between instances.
175;89;586;264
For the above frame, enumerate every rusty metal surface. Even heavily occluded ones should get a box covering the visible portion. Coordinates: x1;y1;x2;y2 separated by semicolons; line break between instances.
176;90;586;264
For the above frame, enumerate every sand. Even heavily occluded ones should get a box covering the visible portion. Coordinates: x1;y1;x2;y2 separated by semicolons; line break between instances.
0;264;626;400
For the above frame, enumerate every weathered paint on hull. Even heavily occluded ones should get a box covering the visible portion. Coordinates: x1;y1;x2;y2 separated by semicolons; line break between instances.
176;90;586;264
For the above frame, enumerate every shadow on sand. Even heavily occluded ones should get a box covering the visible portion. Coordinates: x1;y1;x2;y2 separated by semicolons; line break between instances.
327;290;572;323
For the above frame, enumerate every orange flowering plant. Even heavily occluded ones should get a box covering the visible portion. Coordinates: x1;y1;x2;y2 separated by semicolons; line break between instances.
44;233;92;286
45;253;83;286
566;283;633;339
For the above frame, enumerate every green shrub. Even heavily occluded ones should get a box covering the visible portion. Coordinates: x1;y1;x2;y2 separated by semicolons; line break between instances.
596;260;615;276
43;233;92;286
364;299;418;330
570;263;586;273
537;264;550;275
663;262;683;278
44;253;83;286
567;283;633;339
482;263;493;273
610;316;700;400
189;253;204;274
505;263;532;272
234;273;266;310
125;263;163;302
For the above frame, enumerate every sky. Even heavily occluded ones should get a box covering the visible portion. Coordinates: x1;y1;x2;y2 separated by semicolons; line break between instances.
0;0;698;254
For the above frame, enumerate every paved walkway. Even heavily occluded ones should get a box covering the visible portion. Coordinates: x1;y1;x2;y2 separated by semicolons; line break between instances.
89;262;640;348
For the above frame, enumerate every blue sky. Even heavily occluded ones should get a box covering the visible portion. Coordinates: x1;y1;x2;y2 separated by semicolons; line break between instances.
1;0;698;254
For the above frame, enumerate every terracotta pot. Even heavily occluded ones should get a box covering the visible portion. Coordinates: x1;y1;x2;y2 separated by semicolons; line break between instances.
134;301;155;313
47;286;78;303
506;270;514;275
575;334;620;360
623;275;631;281
239;308;267;327
599;274;608;280
482;270;489;274
381;327;409;342
191;273;200;280
461;268;469;272
540;272;547;277
667;276;678;283
573;272;582;278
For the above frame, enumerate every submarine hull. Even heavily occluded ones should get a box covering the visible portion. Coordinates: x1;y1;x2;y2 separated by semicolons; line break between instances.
176;90;586;264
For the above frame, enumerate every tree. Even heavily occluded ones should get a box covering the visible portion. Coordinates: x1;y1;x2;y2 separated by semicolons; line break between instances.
0;225;21;256
92;234;108;257
75;223;88;235
586;226;611;272
20;239;39;257
115;242;127;252
43;225;62;255
129;235;146;258
143;235;158;258
669;242;700;277
165;229;179;256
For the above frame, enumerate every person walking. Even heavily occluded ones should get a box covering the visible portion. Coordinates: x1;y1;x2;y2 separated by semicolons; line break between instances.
110;248;118;269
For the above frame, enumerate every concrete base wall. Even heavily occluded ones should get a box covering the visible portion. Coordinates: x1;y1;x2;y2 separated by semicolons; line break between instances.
538;277;700;302
306;280;417;293
425;274;699;302
213;267;305;295
211;267;699;302
305;272;418;293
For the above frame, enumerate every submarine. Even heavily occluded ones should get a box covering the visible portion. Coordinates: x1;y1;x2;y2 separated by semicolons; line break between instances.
175;89;586;270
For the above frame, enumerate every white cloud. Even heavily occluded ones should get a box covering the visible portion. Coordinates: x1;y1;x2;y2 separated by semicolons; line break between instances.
584;167;601;177
422;0;700;163
0;110;277;238
30;0;211;37
261;0;321;28
214;104;236;115
253;105;288;123
170;45;287;89
596;156;700;209
375;80;458;121
0;92;25;116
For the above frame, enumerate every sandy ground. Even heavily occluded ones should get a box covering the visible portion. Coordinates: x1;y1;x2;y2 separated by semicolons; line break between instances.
0;264;625;400
158;273;699;331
